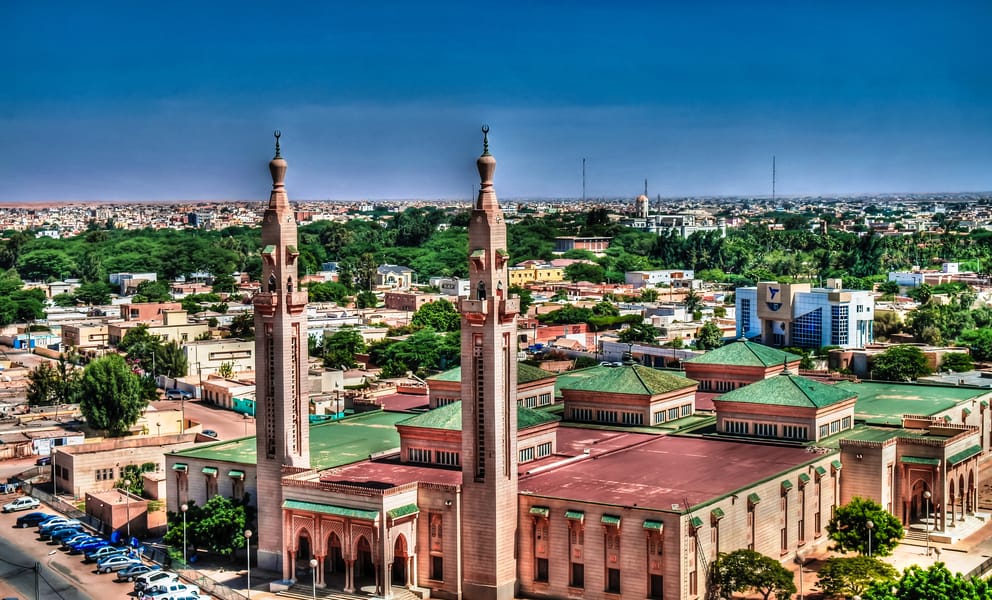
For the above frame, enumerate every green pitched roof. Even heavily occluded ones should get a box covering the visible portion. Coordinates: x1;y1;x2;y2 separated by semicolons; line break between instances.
716;373;856;409
948;444;982;466
557;364;695;396
427;363;555;386
684;340;801;367
396;401;560;431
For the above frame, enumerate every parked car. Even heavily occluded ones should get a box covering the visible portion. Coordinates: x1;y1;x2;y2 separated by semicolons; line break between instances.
134;570;179;592
116;563;161;582
47;526;84;543
61;534;100;550
2;496;41;513
35;456;52;466
139;582;200;600
97;554;141;574
69;538;109;554
39;518;80;536
85;545;127;563
201;429;218;438
15;511;53;528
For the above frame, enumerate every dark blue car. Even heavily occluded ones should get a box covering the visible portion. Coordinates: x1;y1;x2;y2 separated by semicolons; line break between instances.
14;511;53;528
69;538;109;555
49;527;85;543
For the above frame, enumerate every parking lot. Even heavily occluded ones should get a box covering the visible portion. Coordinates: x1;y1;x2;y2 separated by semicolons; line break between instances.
0;491;156;600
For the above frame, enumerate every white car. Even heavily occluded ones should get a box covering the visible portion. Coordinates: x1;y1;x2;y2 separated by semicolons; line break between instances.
134;570;179;592
139;582;199;599
2;496;41;513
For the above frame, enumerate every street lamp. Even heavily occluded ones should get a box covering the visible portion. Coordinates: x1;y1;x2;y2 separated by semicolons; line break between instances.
310;557;318;600
924;490;933;556
245;529;253;599
866;519;875;557
794;551;810;600
123;478;131;539
180;503;188;566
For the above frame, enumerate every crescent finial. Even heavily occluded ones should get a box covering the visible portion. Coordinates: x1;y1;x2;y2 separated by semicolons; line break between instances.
273;130;282;158
481;125;490;155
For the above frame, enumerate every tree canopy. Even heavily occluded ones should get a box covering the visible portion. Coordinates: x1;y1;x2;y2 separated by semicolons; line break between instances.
816;556;899;598
861;562;991;600
870;346;932;382
711;549;797;600
411;298;461;332
163;494;254;561
827;497;903;557
323;327;366;370
78;354;149;437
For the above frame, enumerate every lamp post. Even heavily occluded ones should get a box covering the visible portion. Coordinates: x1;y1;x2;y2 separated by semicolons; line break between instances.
866;519;875;557
180;503;188;565
310;558;318;600
245;529;252;599
123;478;131;539
794;551;809;600
924;490;933;556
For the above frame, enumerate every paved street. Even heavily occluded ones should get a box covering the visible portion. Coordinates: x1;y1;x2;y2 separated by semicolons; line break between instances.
150;397;256;441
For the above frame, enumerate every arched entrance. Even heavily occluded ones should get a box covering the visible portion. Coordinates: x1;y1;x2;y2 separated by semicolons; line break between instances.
324;532;346;589
968;470;976;514
296;532;313;578
355;536;376;590
392;535;409;586
909;478;932;523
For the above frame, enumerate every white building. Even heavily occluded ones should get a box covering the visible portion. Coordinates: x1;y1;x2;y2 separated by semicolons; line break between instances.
624;269;695;289
428;276;471;297
736;280;874;349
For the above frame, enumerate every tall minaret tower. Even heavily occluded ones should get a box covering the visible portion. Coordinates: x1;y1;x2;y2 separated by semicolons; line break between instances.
253;131;310;573
459;127;520;600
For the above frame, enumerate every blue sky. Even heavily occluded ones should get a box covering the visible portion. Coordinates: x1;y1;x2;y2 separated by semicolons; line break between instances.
3;1;990;201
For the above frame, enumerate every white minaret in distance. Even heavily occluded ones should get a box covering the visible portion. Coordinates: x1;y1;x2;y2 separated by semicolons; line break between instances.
459;127;520;600
253;131;310;573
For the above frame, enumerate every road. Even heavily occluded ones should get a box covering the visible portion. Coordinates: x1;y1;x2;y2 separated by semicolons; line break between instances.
0;495;106;600
151;398;256;441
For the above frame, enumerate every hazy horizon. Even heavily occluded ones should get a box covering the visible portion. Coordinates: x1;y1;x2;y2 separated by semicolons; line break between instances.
4;1;991;202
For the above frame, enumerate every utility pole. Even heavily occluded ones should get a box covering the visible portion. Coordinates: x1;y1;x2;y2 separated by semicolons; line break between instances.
582;158;586;202
772;155;776;202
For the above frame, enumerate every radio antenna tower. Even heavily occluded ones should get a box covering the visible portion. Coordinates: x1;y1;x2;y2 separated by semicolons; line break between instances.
582;158;587;202
772;155;776;202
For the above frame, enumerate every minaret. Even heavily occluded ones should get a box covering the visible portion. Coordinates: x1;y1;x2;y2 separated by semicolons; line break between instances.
253;131;310;574
459;126;520;600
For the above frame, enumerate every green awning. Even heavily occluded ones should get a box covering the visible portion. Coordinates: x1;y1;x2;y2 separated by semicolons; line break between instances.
471;249;485;258
262;245;276;254
901;456;941;466
601;514;621;526
642;520;664;531
529;506;550;518
963;407;972;416
387;504;419;519
798;473;811;484
942;415;952;423
781;480;794;492
228;470;245;480
948;444;982;467
283;500;379;521
172;463;188;472
831;460;843;471
711;508;725;521
689;516;703;529
747;493;761;505
564;510;585;521
981;400;989;409
815;466;827;477
201;466;218;476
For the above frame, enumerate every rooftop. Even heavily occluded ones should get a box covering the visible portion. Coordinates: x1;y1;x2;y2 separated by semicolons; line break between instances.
834;381;991;426
715;373;856;409
317;458;462;489
172;410;405;467
520;435;820;513
427;363;556;385
556;363;696;396
396;401;560;431
684;340;801;368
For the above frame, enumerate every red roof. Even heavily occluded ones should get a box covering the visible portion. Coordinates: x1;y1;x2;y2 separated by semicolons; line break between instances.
319;458;461;488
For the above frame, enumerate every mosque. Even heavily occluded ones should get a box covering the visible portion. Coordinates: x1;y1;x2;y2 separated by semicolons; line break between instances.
166;131;988;600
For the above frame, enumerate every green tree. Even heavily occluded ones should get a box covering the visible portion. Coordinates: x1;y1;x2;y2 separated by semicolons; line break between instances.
131;279;172;302
217;361;235;379
816;556;898;598
411;299;460;332
228;312;255;340
683;288;704;315
307;281;350;304
26;361;61;406
52;293;77;308
211;272;236;294
871;345;932;382
118;324;162;374
509;285;533;315
639;288;659;302
16;248;75;281
74;281;113;305
164;495;253;560
78;354;149;437
155;340;188;378
564;262;605;283
958;328;992;362
827;497;903;557
323;327;366;370
711;549;797;600
618;322;658;344
940;352;973;372
861;562;991;600
695;321;724;350
355;290;378;309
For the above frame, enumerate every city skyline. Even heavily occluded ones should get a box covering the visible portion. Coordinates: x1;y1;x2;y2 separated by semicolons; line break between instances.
4;1;991;202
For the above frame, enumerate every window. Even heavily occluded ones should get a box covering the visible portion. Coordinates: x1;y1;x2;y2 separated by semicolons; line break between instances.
649;574;664;599
831;305;849;346
725;420;748;435
409;448;431;463
598;410;618;423
95;467;114;481
606;568;621;594
524;396;537;408
520;447;535;462
622;412;643;425
653;411;665;424
436;451;460;466
681;404;692;417
536;442;552;458
741;298;751;333
781;527;788;553
205;474;217;498
841;416;852;430
430;556;444;581
571;563;584;589
572;408;593;422
535;558;549;582
539;393;552;405
754;423;777;437
667;407;679;421
819;424;829;438
783;425;808;440
830;420;840;434
791;307;823;348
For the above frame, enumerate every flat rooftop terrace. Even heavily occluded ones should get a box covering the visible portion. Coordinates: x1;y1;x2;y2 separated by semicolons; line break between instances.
172;410;404;468
833;381;990;426
520;435;820;514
